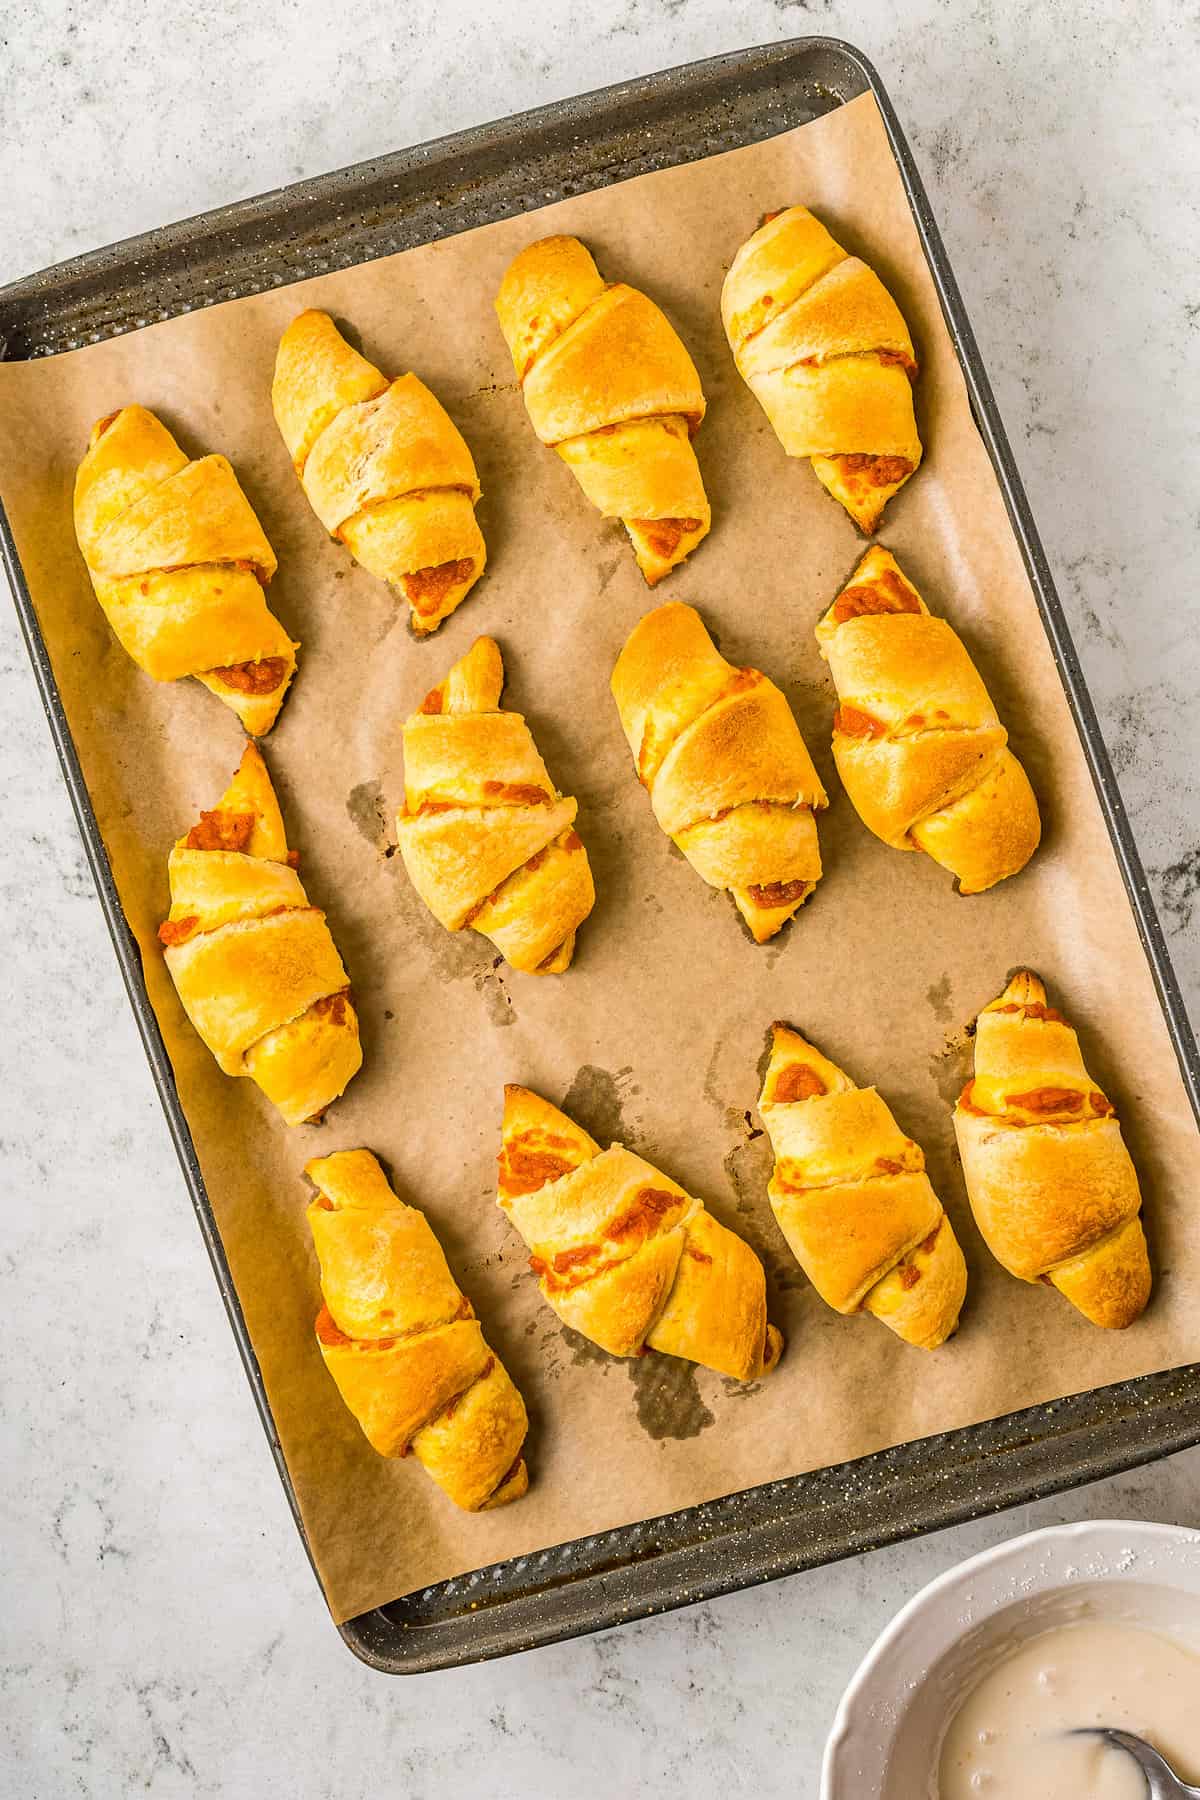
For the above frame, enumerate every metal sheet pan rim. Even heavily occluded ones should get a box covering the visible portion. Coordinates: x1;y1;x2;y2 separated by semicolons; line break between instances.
0;43;837;313
2;35;1197;1673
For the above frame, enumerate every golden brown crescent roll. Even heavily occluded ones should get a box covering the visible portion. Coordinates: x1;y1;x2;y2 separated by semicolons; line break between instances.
495;235;710;585
272;308;486;634
498;1085;783;1381
159;743;361;1125
721;205;922;533
758;1024;966;1349
954;972;1151;1329
816;547;1040;893
396;636;594;974
73;404;297;734
611;601;827;941
305;1150;529;1510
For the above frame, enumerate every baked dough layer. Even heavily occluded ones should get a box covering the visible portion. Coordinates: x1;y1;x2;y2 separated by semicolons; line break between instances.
73;404;297;734
160;743;361;1125
396;636;595;973
497;1085;783;1381
272;308;486;634
953;972;1151;1329
495;235;710;584
721;205;922;533
758;1023;967;1349
816;546;1040;893
307;1149;528;1510
612;601;827;941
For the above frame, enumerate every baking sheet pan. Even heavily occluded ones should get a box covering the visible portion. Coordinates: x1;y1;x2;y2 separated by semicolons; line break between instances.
2;37;1197;1671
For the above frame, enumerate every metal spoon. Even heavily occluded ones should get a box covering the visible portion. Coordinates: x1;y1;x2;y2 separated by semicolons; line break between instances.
1072;1729;1200;1797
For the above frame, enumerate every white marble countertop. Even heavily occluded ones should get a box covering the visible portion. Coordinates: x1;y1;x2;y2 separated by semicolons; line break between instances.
2;3;1197;1794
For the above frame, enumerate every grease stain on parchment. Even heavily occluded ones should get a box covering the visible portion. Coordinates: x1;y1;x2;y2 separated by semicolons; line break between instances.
719;1373;769;1402
346;777;390;850
562;1063;637;1147
554;1325;715;1440
928;1030;974;1107
593;550;625;598
357;782;507;1000
926;972;953;1022
723;1135;806;1294
389;858;511;992
561;1324;611;1372
409;908;488;984
701;1037;747;1131
475;958;516;1029
754;1021;779;1092
626;1350;715;1440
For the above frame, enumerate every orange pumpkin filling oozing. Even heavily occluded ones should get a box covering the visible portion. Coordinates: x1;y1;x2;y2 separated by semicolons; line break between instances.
628;517;703;559
993;1001;1065;1023
834;705;887;739
837;452;916;486
959;1080;1112;1123
772;1063;826;1104
1008;1087;1085;1115
157;914;199;947
184;808;255;853
498;1137;576;1197
607;1187;680;1242
876;349;918;381
309;989;351;1028
481;781;552;805
529;1188;681;1291
208;655;289;695
747;879;811;907
832;568;921;623
401;558;475;616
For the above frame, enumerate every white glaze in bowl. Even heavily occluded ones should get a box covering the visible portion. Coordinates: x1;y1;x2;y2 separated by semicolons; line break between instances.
821;1520;1200;1800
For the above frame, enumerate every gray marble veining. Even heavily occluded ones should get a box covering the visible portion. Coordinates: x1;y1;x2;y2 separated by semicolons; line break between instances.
2;1;1197;1795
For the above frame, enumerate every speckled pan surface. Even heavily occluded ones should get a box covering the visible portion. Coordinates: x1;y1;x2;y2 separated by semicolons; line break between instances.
1;36;1198;1673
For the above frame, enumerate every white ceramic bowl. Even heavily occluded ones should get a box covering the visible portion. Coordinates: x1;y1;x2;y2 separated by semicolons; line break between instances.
821;1519;1200;1800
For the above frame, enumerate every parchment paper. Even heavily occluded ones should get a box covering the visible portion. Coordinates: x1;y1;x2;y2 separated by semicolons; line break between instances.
2;93;1197;1625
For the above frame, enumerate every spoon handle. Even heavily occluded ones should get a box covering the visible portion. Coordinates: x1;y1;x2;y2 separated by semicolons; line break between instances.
1099;1729;1200;1799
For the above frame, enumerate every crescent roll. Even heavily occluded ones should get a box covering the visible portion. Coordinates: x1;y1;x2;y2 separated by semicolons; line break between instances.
305;1150;529;1510
159;743;361;1124
954;972;1151;1329
396;636;594;974
721;205;922;533
759;1024;966;1349
498;1085;783;1381
73;404;297;734
816;547;1041;893
611;602;827;941
495;235;710;585
272;308;486;634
